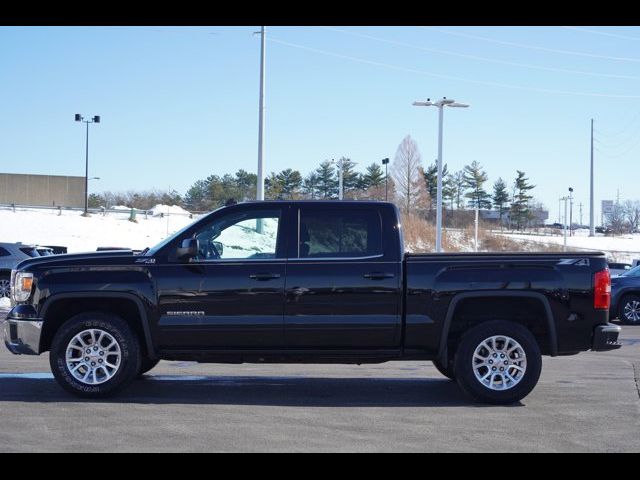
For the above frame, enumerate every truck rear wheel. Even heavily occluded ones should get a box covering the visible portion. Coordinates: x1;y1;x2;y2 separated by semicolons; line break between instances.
49;312;141;398
454;320;542;405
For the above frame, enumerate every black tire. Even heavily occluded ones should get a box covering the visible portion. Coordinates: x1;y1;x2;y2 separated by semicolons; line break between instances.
432;358;456;380
138;357;160;376
0;274;10;299
618;294;640;325
49;312;141;398
454;320;542;405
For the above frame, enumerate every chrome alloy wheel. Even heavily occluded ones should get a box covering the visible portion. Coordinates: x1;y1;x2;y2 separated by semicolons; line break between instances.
0;278;10;298
65;329;122;385
472;335;527;391
623;300;640;323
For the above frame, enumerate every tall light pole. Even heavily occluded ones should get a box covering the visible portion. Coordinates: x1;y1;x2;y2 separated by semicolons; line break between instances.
330;158;345;200
256;26;266;201
413;97;469;253
75;114;100;216
382;158;389;201
589;119;595;236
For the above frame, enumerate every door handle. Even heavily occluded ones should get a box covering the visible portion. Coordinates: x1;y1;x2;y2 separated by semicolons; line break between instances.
249;273;281;281
363;272;394;280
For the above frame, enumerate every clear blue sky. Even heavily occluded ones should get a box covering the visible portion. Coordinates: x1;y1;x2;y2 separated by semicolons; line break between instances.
2;25;640;223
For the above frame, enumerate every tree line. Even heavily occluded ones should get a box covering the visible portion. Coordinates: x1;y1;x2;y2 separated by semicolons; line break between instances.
89;134;540;230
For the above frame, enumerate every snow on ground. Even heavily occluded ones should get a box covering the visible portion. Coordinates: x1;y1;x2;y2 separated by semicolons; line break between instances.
501;228;640;262
0;207;199;253
149;204;191;216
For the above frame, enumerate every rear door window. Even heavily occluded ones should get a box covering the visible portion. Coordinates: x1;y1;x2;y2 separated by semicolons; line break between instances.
298;209;382;259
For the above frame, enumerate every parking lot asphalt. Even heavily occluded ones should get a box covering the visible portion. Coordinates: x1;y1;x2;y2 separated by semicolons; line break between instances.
0;308;638;452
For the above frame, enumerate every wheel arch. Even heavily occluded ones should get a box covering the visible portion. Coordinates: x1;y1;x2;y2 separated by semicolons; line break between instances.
40;292;156;359
437;291;558;362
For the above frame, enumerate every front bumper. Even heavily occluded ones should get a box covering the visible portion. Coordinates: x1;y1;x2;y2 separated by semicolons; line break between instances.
3;318;43;355
592;323;622;351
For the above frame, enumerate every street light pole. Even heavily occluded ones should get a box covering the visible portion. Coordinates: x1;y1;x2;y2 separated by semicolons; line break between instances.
382;158;389;201
412;97;469;253
589;119;595;236
75;114;100;216
256;26;266;202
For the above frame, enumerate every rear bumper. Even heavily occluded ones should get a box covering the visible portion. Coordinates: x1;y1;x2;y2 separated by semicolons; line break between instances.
592;323;622;351
3;318;43;355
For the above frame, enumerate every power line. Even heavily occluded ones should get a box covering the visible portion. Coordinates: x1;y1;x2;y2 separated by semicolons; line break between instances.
269;37;640;99
560;26;640;41
321;26;640;81
424;27;640;63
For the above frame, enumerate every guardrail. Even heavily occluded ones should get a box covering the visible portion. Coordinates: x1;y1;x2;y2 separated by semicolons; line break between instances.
0;203;195;218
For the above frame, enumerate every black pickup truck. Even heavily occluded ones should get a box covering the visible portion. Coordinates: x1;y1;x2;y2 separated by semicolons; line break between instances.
4;201;621;404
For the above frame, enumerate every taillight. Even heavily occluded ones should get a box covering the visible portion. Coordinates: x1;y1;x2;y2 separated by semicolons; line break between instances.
594;268;611;310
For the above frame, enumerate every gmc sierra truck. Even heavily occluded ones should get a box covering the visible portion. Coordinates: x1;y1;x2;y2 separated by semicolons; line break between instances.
4;201;622;404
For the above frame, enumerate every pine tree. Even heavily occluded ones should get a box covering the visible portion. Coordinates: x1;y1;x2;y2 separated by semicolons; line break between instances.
510;170;535;231
340;157;360;198
234;169;257;201
275;168;303;199
315;160;339;199
492;177;510;228
451;170;466;210
463;161;492;209
361;163;385;189
423;162;448;208
302;172;319;199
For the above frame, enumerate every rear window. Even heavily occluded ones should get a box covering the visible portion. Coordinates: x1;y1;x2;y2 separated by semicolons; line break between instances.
299;209;382;258
0;247;10;257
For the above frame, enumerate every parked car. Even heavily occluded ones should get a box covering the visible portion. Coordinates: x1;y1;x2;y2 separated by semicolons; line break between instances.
611;265;640;324
608;262;633;276
0;242;42;298
4;201;621;404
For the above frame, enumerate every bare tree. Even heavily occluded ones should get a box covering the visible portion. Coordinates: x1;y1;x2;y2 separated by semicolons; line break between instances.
391;135;427;214
605;202;628;235
624;200;640;232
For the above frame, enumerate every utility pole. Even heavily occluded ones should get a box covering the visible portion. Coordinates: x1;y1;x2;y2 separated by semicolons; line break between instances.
474;206;479;252
338;158;344;200
589;119;595;236
569;187;574;236
561;196;569;250
256;26;266;202
579;202;583;226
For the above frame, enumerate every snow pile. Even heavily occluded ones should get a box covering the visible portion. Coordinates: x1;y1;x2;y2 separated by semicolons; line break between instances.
501;230;640;262
0;207;198;253
150;204;191;217
110;205;132;210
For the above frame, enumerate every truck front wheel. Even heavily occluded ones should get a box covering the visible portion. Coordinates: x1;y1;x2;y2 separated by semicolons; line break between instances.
49;312;141;398
454;320;542;405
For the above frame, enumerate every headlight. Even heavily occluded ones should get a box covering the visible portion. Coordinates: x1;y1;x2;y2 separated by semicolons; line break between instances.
12;271;34;303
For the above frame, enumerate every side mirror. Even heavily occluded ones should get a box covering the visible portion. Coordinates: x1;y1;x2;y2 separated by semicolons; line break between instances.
212;241;224;256
177;238;199;260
